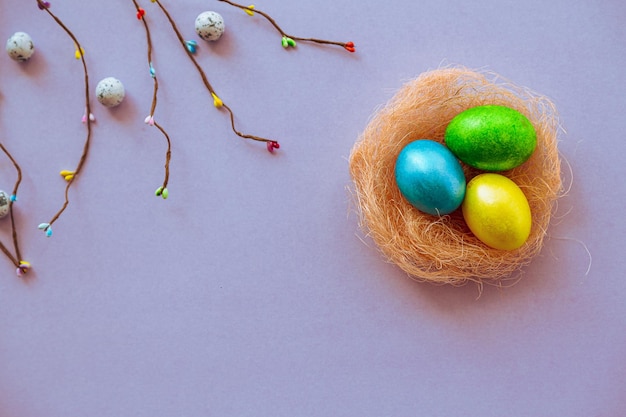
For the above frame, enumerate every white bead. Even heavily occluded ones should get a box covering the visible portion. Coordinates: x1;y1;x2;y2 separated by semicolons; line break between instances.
96;77;125;107
6;32;34;62
195;11;225;42
0;191;10;219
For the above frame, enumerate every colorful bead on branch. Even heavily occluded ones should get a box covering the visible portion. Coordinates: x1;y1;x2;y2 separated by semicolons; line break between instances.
185;40;198;54
74;45;85;59
16;261;31;278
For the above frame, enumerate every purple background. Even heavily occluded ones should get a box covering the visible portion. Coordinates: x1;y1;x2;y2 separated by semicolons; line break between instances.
1;0;624;416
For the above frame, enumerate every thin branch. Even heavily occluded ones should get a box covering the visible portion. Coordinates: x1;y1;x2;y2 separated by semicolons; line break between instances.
132;0;174;196
36;0;93;232
153;0;278;147
0;142;24;264
217;0;355;51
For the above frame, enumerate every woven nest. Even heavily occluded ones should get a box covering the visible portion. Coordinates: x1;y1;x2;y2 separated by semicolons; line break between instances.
349;67;562;285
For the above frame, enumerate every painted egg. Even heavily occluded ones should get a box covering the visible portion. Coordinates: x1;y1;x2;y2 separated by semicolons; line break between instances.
462;173;531;250
195;11;225;42
0;190;10;219
395;140;466;215
6;32;34;61
444;105;537;171
96;77;125;107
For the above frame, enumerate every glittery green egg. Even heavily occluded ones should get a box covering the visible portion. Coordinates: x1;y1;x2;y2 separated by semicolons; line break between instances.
444;105;537;171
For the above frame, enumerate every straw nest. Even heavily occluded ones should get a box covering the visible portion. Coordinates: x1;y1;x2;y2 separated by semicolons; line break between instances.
349;67;562;285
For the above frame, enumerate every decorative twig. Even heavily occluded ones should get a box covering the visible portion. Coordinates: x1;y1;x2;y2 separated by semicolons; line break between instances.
0;142;30;276
151;0;280;152
217;0;356;52
132;0;173;199
35;0;94;237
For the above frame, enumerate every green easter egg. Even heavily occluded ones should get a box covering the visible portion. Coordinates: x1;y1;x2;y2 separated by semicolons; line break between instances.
444;105;537;171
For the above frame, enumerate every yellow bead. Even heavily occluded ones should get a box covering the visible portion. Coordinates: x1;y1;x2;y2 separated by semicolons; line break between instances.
212;93;223;108
74;47;85;59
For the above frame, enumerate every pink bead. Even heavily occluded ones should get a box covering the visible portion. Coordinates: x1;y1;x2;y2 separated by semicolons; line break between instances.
266;141;280;153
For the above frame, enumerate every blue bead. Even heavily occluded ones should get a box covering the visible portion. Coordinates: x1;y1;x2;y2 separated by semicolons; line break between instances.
395;140;466;215
185;40;198;54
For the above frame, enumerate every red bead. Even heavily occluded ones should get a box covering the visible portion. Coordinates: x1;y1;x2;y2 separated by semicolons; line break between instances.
344;42;356;53
137;8;145;19
266;141;280;153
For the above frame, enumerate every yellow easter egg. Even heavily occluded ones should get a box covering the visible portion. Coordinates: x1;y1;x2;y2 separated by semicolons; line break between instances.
462;173;532;250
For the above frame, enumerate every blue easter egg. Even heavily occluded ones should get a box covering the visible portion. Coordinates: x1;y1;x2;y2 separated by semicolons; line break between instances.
395;140;466;215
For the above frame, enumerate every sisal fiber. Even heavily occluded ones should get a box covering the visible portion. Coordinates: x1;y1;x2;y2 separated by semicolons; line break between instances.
349;67;562;285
